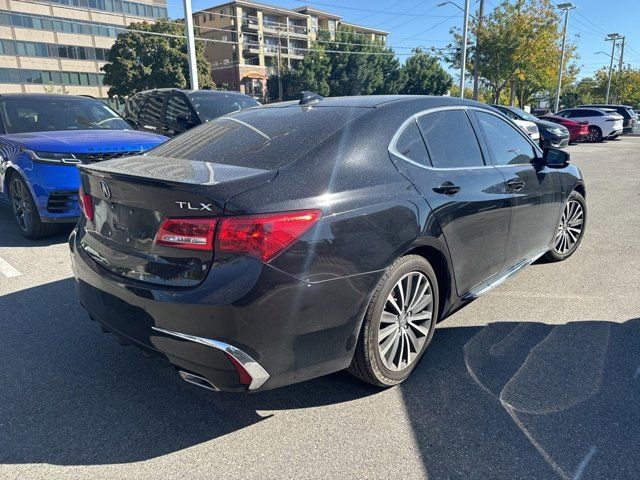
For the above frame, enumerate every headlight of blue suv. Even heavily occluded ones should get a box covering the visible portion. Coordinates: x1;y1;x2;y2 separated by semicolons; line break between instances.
549;127;564;135
24;150;81;164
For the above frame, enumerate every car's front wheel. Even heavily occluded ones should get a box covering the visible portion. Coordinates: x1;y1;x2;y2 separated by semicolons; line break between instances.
349;255;439;387
544;190;586;262
9;174;57;239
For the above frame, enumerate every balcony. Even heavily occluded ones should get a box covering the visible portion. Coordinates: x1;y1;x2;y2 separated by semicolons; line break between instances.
288;24;308;37
241;15;259;30
287;47;305;58
242;41;261;55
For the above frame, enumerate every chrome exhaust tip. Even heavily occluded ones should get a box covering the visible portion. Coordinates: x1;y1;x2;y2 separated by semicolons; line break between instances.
178;370;219;391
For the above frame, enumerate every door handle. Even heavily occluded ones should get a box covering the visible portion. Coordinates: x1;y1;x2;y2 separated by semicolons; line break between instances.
432;181;461;195
507;179;526;191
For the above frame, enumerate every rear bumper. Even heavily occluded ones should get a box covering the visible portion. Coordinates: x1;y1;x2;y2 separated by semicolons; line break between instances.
70;228;379;392
606;128;623;138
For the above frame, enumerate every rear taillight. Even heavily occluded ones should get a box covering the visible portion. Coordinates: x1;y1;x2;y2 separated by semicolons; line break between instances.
154;210;322;260
217;210;322;262
79;186;93;221
155;218;217;251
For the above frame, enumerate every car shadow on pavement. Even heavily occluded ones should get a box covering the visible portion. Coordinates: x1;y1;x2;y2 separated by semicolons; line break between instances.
402;318;640;479
1;277;638;477
0;207;74;248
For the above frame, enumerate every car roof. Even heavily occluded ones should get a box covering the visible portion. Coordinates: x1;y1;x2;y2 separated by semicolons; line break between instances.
0;93;97;100
579;104;633;108
260;95;488;110
135;88;253;97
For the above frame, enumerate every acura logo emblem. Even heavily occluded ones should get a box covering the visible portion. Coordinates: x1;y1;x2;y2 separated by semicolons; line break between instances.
99;180;111;199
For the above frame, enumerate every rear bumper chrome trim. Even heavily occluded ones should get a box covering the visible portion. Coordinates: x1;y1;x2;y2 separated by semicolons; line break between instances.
151;326;270;390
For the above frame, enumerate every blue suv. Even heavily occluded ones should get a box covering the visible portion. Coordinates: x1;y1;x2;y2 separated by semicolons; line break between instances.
0;94;167;238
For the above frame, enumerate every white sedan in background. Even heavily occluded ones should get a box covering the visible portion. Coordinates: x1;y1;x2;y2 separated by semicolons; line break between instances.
555;107;624;142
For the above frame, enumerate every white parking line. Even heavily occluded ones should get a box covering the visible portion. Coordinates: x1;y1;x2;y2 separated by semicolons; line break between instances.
0;256;22;277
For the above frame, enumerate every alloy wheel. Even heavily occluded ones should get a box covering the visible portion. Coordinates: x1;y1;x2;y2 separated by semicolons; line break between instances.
587;127;601;142
10;178;32;233
378;271;433;371
554;199;584;255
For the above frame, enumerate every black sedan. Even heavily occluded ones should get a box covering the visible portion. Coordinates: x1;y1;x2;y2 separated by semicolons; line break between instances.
492;104;571;148
70;95;586;392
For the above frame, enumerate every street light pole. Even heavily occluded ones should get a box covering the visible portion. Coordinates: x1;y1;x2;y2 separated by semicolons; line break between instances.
183;0;199;90
460;0;470;98
605;34;621;104
554;3;575;112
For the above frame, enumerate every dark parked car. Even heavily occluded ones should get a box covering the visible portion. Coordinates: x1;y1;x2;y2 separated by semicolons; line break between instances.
71;95;586;392
123;89;260;137
579;104;637;134
492;104;570;148
538;115;589;144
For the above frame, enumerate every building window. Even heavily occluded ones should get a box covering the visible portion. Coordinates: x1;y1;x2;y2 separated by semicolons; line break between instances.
0;67;104;86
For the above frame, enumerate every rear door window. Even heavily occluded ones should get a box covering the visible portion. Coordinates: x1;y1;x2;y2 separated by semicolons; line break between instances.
475;111;536;165
393;121;430;166
417;110;484;168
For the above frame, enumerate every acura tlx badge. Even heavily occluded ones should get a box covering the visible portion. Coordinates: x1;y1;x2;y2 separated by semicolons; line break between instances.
175;201;213;211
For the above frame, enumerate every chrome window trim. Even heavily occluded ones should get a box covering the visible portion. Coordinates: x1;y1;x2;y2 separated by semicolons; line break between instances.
388;105;541;171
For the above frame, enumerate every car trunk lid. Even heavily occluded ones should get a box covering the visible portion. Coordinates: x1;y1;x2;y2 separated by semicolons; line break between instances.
78;155;276;286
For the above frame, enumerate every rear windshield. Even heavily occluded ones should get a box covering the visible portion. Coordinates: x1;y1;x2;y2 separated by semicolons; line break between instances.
148;105;369;170
0;97;131;133
187;92;260;121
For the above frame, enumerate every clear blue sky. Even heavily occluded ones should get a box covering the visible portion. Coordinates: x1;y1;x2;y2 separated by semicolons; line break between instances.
171;0;640;80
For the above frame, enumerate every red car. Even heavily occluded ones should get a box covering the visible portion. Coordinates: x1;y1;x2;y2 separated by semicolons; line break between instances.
539;115;589;143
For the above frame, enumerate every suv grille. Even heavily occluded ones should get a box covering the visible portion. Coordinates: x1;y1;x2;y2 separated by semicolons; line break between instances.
47;190;79;214
76;151;140;163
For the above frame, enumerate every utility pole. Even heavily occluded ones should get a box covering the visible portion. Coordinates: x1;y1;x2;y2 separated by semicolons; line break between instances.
472;0;484;101
618;36;625;72
605;33;622;104
276;26;283;102
554;3;575;112
460;0;470;98
183;0;199;90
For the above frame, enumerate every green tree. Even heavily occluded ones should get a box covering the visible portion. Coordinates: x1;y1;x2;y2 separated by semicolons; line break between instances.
400;48;452;96
102;20;213;97
449;0;578;105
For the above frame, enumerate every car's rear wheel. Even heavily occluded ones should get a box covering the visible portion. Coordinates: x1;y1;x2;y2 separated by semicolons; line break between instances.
9;174;57;239
543;190;586;262
348;255;438;387
586;126;603;143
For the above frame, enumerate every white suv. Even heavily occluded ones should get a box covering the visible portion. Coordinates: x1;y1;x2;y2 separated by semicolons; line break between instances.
555;107;624;142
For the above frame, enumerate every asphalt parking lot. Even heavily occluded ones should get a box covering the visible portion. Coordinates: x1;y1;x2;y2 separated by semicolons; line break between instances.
1;137;639;480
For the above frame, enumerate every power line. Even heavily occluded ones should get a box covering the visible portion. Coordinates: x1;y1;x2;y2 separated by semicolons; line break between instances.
291;0;462;18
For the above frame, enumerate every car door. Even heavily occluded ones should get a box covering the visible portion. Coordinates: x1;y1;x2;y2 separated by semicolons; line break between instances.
389;107;512;296
472;109;561;268
162;93;196;136
138;92;167;134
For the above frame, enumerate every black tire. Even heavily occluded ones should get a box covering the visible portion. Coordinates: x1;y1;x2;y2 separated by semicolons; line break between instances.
587;126;603;143
8;173;58;239
543;190;586;262
348;254;439;387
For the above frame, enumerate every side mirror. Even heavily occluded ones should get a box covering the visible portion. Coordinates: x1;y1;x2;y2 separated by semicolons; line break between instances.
542;147;570;168
176;113;194;127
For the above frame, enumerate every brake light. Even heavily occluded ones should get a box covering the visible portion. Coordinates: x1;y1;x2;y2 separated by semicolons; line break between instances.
155;218;217;251
79;185;93;221
217;210;322;262
225;352;253;386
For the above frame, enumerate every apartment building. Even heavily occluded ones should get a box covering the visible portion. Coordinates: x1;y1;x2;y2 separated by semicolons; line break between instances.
194;1;388;99
0;0;167;99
